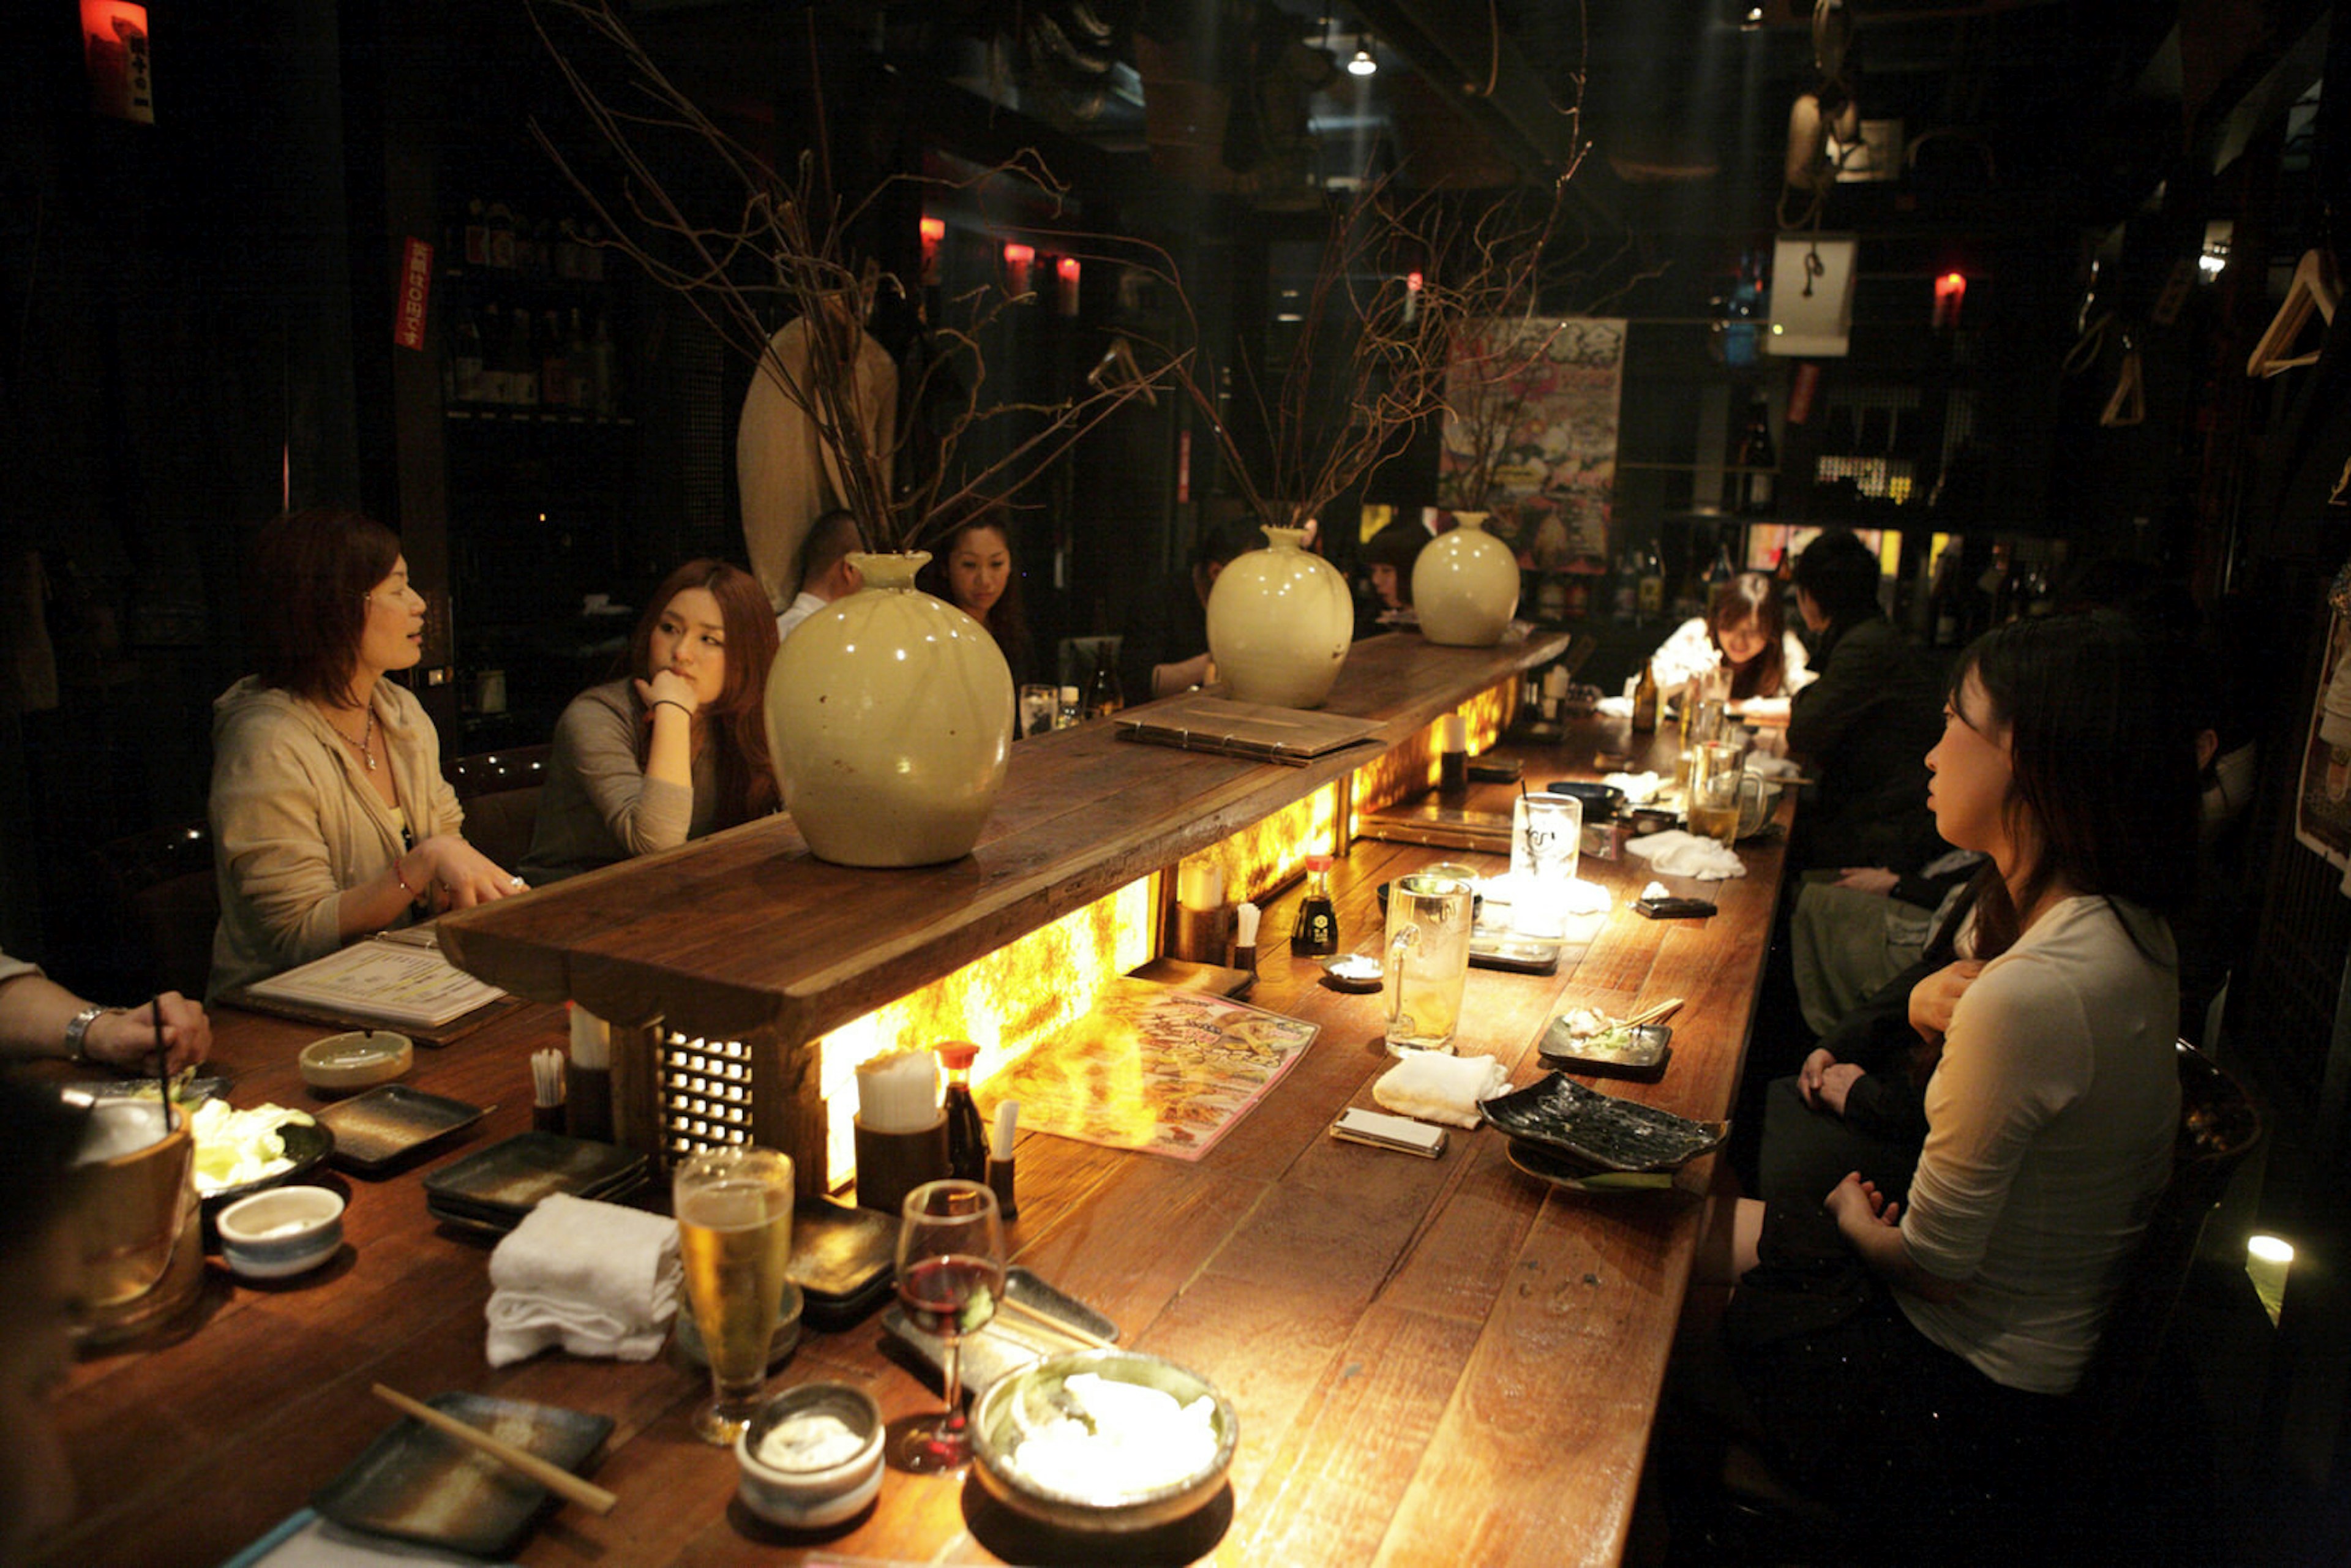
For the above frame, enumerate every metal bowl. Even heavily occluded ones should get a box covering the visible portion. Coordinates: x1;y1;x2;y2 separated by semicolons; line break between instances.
970;1348;1238;1532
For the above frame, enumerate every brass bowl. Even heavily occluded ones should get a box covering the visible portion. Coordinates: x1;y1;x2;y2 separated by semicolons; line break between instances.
970;1348;1238;1532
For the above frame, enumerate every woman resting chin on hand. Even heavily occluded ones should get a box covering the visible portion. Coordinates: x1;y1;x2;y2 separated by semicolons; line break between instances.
207;509;522;999
520;560;779;887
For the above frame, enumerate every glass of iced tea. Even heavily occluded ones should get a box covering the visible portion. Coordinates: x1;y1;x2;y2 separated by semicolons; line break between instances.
889;1179;1005;1472
673;1144;795;1445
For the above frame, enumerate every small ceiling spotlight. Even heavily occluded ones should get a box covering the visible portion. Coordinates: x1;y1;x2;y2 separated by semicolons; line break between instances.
1348;39;1377;76
1742;5;1767;27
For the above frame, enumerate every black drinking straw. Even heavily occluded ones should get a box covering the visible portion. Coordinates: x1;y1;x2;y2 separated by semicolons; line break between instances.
154;997;172;1133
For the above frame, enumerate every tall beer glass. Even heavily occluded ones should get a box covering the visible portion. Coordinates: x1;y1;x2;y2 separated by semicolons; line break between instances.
674;1144;795;1445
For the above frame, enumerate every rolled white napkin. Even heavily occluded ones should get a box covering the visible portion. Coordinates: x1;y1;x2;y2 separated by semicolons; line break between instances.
1603;770;1664;805
1623;829;1748;880
1373;1052;1509;1129
484;1193;681;1367
1746;753;1804;781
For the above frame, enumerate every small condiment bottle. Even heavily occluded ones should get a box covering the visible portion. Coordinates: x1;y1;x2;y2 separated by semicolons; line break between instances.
1438;713;1469;801
937;1041;989;1183
1292;855;1340;956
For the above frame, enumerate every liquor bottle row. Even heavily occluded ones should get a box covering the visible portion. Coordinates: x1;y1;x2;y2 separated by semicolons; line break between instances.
448;198;611;283
444;301;624;416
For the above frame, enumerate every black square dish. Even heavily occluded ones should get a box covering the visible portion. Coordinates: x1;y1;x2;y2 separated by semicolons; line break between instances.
1479;1071;1725;1172
421;1132;647;1224
313;1084;486;1175
312;1392;611;1558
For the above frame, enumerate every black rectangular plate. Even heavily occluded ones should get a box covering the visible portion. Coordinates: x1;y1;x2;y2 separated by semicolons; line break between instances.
312;1392;612;1559
1479;1071;1726;1172
882;1266;1119;1395
313;1084;487;1176
421;1131;647;1217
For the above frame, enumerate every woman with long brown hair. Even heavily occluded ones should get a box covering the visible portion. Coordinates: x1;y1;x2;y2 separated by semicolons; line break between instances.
209;509;522;997
522;560;780;885
1646;569;1813;711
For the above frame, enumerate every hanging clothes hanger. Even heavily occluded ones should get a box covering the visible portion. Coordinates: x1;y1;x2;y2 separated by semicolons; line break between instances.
2246;248;2341;377
2101;327;2145;427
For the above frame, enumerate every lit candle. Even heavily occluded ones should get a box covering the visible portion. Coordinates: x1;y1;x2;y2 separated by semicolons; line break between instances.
1056;256;1081;317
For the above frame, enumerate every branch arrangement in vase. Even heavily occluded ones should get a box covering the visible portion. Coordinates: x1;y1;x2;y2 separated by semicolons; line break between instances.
525;0;1179;558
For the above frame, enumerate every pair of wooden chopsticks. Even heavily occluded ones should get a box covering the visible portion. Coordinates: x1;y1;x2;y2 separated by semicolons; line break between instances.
996;1293;1116;1350
371;1384;617;1515
1625;997;1684;1030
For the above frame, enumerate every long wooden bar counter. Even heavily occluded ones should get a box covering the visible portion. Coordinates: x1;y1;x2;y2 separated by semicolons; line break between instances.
36;696;1790;1568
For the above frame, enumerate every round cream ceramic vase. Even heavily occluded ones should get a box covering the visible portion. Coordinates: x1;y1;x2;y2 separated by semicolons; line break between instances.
764;552;1013;866
1205;525;1353;708
1412;516;1520;646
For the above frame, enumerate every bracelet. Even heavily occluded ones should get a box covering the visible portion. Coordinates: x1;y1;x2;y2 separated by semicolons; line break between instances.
393;858;422;899
650;698;694;718
64;1003;111;1063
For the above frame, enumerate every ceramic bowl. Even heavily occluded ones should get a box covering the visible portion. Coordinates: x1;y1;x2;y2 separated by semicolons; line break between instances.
970;1348;1238;1532
298;1030;414;1092
735;1382;885;1529
216;1184;345;1280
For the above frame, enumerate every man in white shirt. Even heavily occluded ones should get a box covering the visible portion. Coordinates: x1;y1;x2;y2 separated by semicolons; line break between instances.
776;509;866;641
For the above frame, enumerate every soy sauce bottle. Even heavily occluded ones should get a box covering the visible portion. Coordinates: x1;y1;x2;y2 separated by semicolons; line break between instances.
1292;854;1340;956
937;1041;988;1183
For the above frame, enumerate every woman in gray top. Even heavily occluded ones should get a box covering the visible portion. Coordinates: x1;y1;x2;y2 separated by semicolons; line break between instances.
522;560;781;884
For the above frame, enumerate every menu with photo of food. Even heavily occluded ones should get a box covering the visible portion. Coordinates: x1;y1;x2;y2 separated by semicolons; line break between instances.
991;978;1319;1160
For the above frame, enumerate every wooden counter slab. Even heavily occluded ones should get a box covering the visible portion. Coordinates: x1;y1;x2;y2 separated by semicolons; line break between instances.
36;712;1783;1568
436;633;1567;1047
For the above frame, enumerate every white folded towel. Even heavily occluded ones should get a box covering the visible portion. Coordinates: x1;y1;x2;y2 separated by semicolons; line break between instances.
1622;829;1749;880
484;1193;681;1368
1747;753;1804;781
1373;1052;1509;1129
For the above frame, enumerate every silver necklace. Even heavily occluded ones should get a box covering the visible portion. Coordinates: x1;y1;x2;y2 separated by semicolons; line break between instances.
330;705;379;771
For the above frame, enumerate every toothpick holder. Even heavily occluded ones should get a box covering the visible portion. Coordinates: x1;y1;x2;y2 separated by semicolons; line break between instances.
853;1113;950;1217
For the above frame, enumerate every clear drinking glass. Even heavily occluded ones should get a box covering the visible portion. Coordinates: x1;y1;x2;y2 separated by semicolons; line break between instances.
1687;739;1756;849
1508;792;1583;939
673;1144;795;1446
1018;683;1059;738
888;1179;1006;1473
1382;870;1475;1056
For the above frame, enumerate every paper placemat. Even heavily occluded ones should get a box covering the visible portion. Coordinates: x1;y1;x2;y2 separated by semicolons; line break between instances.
987;978;1318;1160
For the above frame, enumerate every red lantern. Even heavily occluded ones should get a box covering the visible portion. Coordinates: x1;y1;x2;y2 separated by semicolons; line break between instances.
1002;242;1035;299
82;1;153;122
1933;271;1966;331
919;216;945;285
1055;256;1081;317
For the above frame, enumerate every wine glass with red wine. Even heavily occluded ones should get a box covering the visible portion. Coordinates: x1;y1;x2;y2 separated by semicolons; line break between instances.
888;1178;1006;1473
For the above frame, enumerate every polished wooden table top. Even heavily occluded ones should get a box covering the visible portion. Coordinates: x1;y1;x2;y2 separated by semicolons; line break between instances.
38;716;1783;1568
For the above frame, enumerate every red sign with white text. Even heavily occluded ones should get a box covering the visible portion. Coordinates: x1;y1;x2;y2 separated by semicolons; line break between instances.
392;237;433;351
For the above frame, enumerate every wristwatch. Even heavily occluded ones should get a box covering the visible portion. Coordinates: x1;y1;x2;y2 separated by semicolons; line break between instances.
64;1003;110;1063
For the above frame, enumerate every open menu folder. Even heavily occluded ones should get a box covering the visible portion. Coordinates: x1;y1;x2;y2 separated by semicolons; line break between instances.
1111;692;1381;765
225;926;511;1037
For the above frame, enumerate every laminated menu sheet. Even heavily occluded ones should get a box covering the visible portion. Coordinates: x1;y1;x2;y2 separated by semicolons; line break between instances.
226;927;512;1039
987;977;1318;1159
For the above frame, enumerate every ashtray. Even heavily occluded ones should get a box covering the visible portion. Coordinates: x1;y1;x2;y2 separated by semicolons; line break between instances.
1320;953;1384;992
299;1030;413;1092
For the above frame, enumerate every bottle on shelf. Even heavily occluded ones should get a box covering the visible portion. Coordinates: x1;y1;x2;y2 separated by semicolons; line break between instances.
1632;659;1659;733
477;302;512;404
509;307;539;407
1635;543;1665;622
451;304;484;403
1292;855;1340;956
539;310;569;409
1611;546;1639;622
937;1041;988;1184
1705;531;1738;592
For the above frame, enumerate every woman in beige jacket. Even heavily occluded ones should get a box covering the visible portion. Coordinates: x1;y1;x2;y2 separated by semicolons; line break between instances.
208;510;521;997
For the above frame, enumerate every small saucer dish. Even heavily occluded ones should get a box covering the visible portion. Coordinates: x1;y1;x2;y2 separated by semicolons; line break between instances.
736;1382;885;1529
299;1030;414;1092
216;1185;345;1280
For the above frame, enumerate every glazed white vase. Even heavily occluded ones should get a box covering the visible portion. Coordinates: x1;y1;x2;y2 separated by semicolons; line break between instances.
764;552;1013;866
1205;524;1354;709
1412;516;1521;646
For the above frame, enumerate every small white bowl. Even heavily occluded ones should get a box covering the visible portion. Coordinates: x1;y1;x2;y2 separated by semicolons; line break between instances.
298;1030;413;1092
735;1383;884;1529
216;1185;345;1280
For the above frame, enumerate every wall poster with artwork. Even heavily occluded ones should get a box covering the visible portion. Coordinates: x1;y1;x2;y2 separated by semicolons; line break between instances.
1438;317;1625;572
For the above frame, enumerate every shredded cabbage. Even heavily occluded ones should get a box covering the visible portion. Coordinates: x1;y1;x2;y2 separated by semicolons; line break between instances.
188;1099;314;1196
